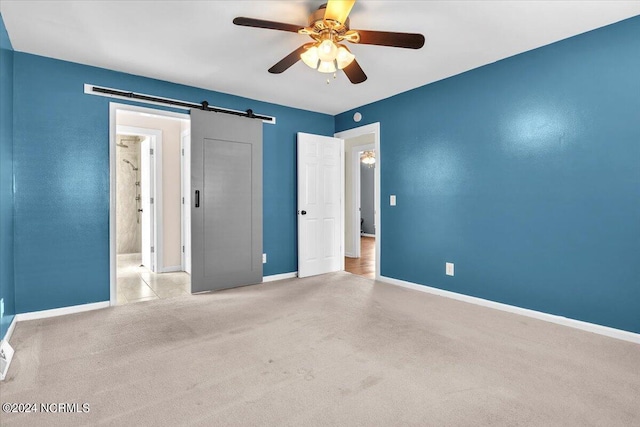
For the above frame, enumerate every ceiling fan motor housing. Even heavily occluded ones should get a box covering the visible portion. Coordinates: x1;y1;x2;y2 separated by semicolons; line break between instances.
308;6;350;35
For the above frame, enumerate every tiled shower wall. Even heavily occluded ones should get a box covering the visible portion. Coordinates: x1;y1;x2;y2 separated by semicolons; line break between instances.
116;136;142;254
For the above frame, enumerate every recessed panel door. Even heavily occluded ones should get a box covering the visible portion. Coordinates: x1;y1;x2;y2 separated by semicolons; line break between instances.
191;109;263;293
297;132;343;278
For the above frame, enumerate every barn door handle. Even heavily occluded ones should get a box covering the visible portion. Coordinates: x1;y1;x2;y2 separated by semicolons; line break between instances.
195;190;200;208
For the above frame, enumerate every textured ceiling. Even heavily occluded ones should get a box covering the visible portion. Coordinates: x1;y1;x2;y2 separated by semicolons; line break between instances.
1;1;639;115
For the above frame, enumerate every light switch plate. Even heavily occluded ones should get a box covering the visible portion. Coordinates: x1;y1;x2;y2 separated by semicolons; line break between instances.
390;195;396;206
446;262;454;276
262;253;267;264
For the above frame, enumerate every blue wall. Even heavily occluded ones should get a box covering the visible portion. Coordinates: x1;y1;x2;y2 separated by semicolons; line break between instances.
12;53;333;314
0;13;15;339
4;13;639;334
336;16;640;333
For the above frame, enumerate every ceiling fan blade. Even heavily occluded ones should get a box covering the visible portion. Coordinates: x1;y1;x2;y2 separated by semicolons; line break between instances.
324;0;356;24
268;45;308;74
354;30;425;49
343;59;367;84
233;17;303;33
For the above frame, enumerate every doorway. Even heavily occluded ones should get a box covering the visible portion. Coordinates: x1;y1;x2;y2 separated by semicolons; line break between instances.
335;123;381;280
116;126;159;273
110;103;191;305
346;144;376;279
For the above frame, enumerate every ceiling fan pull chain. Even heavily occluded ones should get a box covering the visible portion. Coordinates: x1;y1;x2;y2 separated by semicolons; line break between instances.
326;71;338;84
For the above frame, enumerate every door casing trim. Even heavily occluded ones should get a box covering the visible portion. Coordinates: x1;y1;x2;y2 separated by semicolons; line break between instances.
335;123;381;280
109;102;189;306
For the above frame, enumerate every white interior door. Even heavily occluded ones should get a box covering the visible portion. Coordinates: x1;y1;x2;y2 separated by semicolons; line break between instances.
181;130;191;274
297;132;344;278
140;137;155;271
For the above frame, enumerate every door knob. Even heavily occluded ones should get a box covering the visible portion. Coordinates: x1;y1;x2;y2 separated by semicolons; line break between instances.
138;209;143;212
301;210;307;215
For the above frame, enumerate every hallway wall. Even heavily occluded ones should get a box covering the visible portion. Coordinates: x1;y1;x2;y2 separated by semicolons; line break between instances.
360;161;375;235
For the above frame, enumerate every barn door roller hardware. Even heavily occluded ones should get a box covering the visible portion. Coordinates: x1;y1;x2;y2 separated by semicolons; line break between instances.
84;84;276;124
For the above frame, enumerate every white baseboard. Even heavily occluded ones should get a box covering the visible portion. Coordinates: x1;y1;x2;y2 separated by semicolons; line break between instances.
160;265;182;273
263;272;298;283
379;276;640;344
15;301;110;322
345;251;356;258
361;233;375;238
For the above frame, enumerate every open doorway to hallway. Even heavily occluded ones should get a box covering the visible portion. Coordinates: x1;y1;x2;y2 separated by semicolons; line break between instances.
336;123;380;280
111;104;191;305
345;235;376;278
345;147;376;279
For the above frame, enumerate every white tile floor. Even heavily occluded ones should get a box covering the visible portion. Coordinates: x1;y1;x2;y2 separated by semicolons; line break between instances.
116;253;191;305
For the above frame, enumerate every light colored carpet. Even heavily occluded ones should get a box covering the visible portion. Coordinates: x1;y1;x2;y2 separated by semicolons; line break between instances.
1;272;639;426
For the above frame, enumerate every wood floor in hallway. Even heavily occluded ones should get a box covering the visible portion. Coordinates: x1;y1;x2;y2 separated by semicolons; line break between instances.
345;236;375;279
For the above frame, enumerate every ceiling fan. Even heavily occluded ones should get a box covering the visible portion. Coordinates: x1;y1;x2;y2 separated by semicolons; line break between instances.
233;0;425;84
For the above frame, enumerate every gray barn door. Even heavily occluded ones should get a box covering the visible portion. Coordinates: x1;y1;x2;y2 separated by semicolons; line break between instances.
190;109;263;293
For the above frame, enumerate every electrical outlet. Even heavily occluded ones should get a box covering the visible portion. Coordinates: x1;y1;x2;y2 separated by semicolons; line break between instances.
390;195;397;206
262;253;267;264
446;262;454;276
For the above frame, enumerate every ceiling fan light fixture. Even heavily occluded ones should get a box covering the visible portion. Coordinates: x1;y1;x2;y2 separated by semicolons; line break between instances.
318;60;337;73
336;45;355;69
300;45;320;69
233;0;425;84
361;151;376;166
318;39;338;62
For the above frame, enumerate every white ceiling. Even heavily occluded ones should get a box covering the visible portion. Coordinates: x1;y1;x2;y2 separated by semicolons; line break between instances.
1;1;639;115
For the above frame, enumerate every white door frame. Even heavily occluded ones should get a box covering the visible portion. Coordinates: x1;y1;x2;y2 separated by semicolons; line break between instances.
351;143;375;258
180;129;191;274
335;123;381;280
109;102;189;306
